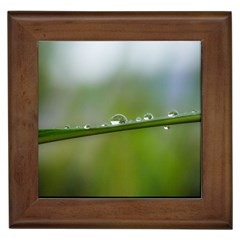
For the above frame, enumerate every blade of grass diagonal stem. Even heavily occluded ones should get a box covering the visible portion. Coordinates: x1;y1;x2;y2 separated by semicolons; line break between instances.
39;113;201;144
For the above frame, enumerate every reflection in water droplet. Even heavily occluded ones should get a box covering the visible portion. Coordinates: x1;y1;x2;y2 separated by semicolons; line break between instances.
143;113;154;120
163;126;170;130
136;117;142;122
110;114;128;125
168;110;178;117
64;125;70;129
84;124;91;129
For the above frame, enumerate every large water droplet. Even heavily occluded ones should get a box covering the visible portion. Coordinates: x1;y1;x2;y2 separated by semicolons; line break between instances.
143;113;154;120
64;125;70;129
163;126;170;130
110;114;128;125
84;124;91;129
136;117;142;122
168;110;178;118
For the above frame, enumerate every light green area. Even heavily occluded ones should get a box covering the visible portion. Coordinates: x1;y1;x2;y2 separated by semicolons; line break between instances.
38;41;201;197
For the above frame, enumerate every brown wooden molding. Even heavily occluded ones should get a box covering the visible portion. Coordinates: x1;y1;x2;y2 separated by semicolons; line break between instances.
8;11;232;229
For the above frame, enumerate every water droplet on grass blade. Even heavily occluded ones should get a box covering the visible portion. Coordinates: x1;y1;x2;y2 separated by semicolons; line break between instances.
64;125;70;129
110;114;128;125
168;110;178;118
143;113;154;120
136;117;142;122
84;124;91;129
191;109;197;114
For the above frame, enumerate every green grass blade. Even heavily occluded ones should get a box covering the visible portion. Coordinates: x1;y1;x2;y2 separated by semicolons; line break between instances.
39;113;201;144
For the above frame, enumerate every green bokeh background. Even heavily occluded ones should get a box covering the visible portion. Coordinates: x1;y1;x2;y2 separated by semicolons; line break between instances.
38;41;201;197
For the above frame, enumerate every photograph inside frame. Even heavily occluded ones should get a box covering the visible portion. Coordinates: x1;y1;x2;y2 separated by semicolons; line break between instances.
38;41;201;198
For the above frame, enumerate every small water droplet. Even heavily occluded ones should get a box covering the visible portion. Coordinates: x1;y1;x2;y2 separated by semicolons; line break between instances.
136;117;142;122
168;110;178;118
110;114;128;125
163;126;170;130
84;124;91;129
101;123;108;127
191;109;197;114
64;125;70;129
143;113;154;120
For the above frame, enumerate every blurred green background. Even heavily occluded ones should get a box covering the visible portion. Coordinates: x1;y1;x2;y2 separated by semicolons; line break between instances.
38;41;201;197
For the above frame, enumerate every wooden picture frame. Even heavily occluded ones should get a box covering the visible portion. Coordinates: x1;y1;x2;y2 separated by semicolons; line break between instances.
8;11;232;229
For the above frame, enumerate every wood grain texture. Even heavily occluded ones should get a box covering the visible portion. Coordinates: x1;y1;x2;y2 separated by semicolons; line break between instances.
8;11;232;229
